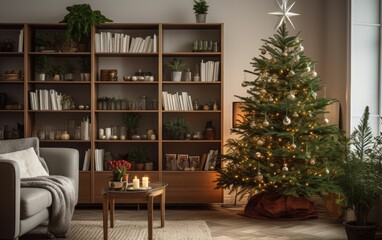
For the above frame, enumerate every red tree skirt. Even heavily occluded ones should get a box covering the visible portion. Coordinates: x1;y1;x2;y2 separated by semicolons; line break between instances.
240;192;318;220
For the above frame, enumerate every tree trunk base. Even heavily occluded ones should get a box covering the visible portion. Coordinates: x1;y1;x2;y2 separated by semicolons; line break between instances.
239;192;318;220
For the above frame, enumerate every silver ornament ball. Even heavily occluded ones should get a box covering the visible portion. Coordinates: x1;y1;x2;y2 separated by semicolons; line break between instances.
325;168;330;174
283;116;291;125
257;139;264;146
255;152;262;158
260;89;267;94
250;121;256;129
263;120;270;127
290;143;297;150
282;165;289;172
311;71;317;77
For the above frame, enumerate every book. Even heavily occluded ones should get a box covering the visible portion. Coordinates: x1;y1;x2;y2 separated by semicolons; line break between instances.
199;153;208;171
204;150;215;170
82;149;90;171
18;29;23;52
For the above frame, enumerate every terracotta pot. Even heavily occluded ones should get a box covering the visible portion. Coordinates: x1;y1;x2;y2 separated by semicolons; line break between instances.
135;163;145;171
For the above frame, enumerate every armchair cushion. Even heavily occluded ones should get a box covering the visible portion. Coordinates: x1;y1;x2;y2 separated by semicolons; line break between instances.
0;147;48;178
20;188;52;219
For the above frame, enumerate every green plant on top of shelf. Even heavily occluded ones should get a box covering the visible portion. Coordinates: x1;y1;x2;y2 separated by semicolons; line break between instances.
193;0;209;14
60;4;113;46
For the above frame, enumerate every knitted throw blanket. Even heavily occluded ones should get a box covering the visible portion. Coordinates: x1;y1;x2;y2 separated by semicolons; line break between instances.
21;176;76;238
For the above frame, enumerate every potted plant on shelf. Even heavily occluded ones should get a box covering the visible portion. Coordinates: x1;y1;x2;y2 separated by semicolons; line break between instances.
35;55;52;81
34;33;54;52
50;65;64;81
336;106;382;240
164;118;188;139
79;57;91;81
123;113;141;139
193;0;209;23
128;147;148;171
165;58;186;82
60;3;113;52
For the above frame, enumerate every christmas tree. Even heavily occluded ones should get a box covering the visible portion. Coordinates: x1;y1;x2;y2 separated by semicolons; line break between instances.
216;10;342;218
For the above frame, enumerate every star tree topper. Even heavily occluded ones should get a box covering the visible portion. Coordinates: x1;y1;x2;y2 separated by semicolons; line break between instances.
269;0;299;29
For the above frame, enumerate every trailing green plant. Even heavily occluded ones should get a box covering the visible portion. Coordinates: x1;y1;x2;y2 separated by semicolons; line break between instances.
193;0;209;14
164;118;188;139
60;4;113;44
35;55;52;73
336;106;382;226
128;147;148;164
123;113;141;131
165;58;186;72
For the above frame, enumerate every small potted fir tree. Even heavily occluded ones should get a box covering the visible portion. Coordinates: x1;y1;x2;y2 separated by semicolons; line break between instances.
336;106;382;240
165;58;186;82
193;0;209;23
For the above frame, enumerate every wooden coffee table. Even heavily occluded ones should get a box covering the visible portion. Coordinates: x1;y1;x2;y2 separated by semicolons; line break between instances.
102;182;167;240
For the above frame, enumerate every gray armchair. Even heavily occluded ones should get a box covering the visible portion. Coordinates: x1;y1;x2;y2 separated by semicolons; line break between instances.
0;137;78;240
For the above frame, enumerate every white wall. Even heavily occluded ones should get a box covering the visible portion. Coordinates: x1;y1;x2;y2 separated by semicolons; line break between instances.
0;0;348;203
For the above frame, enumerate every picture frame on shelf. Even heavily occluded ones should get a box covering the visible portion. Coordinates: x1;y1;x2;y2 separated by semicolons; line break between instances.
177;154;189;170
189;156;200;170
165;153;177;171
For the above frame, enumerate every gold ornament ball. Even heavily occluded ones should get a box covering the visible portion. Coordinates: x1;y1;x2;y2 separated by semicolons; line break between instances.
257;139;264;146
282;165;289;172
310;159;316;165
254;173;264;181
290;143;297;150
263;120;270;127
287;93;296;101
260;89;267;94
283;52;288;57
323;118;330;124
250;121;256;129
261;49;266;55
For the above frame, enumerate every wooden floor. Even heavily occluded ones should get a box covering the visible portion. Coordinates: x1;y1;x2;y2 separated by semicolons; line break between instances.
74;204;347;240
23;203;382;240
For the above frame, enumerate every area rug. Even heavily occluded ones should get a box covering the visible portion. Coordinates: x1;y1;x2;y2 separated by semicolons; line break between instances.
68;220;212;240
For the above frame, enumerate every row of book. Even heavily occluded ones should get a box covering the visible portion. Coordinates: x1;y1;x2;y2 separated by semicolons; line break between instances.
29;89;64;111
82;148;105;171
200;60;220;82
94;32;157;53
162;91;194;111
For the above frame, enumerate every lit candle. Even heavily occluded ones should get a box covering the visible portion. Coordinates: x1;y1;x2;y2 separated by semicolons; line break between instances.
133;176;140;189
142;177;149;188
